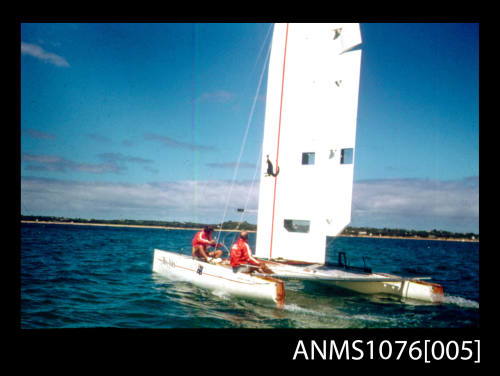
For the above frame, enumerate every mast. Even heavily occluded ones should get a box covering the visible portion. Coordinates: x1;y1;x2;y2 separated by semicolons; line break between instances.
255;23;362;264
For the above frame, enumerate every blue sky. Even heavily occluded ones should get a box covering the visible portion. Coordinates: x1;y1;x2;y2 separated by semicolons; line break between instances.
20;23;479;233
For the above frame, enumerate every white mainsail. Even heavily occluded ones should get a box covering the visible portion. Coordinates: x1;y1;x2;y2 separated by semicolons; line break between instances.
255;23;362;264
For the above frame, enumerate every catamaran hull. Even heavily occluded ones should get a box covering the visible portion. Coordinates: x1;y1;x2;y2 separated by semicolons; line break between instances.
261;261;444;303
152;249;285;307
324;279;444;303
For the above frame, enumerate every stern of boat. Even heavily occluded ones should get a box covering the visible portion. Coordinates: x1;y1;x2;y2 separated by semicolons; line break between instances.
402;279;444;303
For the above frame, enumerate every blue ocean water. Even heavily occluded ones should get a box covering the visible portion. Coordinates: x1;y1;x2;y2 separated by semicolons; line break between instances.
20;223;479;329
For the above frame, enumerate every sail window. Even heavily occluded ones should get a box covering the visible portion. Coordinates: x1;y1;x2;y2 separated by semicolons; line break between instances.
302;152;315;165
284;219;310;233
340;148;353;164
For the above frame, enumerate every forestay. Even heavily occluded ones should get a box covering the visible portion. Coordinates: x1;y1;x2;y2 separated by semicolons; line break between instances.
255;23;362;264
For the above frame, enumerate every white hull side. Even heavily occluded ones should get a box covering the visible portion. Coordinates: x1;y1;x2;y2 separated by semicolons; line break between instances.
261;261;444;303
152;249;285;307
325;279;444;303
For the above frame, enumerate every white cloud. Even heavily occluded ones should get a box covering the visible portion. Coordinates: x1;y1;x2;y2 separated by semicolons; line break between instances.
206;162;256;169
20;176;479;233
23;128;56;140
351;177;479;233
21;153;154;175
144;133;216;151
21;177;259;224
21;153;123;174
21;42;70;67
196;90;235;103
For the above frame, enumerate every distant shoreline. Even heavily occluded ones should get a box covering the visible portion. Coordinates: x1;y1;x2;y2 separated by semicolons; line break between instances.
340;234;478;243
21;220;478;242
20;220;248;233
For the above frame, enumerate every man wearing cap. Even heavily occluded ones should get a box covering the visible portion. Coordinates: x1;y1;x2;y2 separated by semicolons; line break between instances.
192;226;223;262
230;231;268;273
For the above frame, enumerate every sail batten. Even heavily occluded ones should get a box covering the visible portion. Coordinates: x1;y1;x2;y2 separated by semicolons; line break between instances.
256;23;362;264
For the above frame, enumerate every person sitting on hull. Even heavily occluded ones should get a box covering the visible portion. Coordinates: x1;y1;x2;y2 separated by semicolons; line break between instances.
230;231;271;274
192;226;223;262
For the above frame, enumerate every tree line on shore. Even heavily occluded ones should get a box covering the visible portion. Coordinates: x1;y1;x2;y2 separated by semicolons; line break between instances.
20;215;478;241
20;215;257;231
341;226;478;241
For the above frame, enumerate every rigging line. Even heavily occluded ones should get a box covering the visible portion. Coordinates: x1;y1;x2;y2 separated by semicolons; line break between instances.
237;145;263;226
215;31;273;245
220;142;262;255
234;26;273;227
238;24;274;116
245;24;274;89
269;23;289;260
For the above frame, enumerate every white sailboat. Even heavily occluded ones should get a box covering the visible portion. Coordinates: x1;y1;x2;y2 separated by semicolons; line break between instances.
152;249;285;307
153;23;443;307
254;23;444;303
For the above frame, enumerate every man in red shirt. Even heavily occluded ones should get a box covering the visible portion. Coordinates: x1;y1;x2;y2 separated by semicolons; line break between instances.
192;226;222;262
230;231;268;273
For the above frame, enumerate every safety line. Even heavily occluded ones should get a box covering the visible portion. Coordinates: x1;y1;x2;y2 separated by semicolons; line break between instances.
215;27;273;246
269;23;289;260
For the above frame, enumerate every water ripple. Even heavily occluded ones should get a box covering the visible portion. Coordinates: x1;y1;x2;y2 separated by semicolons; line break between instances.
21;224;479;328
